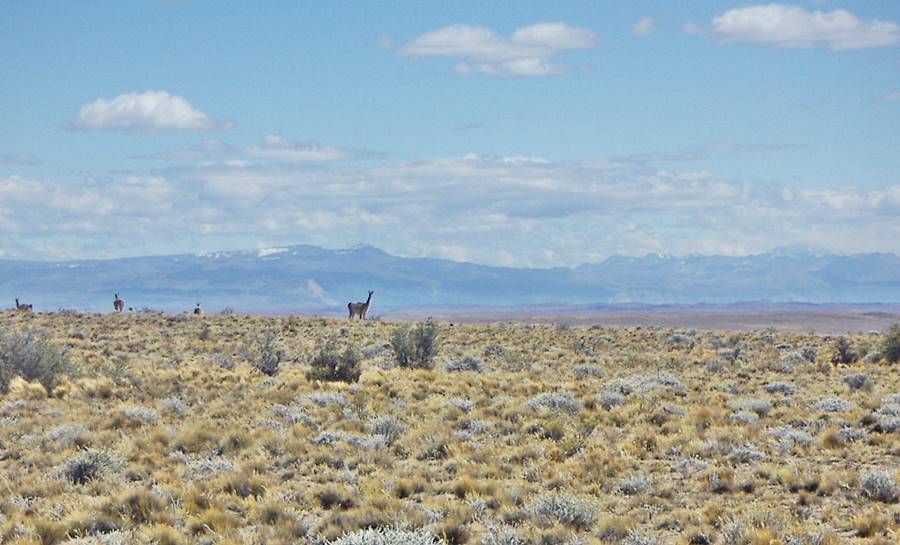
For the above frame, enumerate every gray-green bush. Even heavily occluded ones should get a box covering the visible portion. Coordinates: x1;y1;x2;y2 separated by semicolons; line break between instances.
881;323;900;364
252;332;284;376
0;329;76;395
307;339;361;383
391;318;439;369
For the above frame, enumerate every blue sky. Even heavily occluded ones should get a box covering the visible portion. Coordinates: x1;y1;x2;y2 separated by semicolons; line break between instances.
1;1;898;266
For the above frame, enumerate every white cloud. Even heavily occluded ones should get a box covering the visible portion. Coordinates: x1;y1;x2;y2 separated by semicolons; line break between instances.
878;91;900;101
0;153;41;165
375;33;394;49
139;135;377;163
70;90;224;131
682;22;705;35
398;22;598;76
3;153;899;266
711;4;899;49
247;135;367;162
633;17;656;36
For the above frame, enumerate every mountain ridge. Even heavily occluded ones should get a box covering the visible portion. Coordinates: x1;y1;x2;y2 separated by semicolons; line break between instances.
1;244;898;312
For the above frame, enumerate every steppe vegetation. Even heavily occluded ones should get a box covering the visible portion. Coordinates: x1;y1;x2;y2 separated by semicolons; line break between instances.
0;311;898;545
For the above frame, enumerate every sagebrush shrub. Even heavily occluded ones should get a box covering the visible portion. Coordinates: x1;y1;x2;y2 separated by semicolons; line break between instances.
764;382;797;395
329;528;445;545
812;397;852;413
843;373;872;391
369;415;406;444
391;318;439;369
525;391;582;413
63;449;119;484
573;365;605;378
619;476;653;495
832;337;858;364
727;398;772;417
599;391;625;410
252;332;284;376
666;334;695;350
859;470;899;503
0;329;76;395
881;323;900;364
307;339;361;383
528;493;596;529
623;531;659;545
446;356;485;373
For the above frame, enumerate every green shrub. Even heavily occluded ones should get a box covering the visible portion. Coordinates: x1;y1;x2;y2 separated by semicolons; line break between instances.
391;318;439;369
881;323;900;364
831;336;859;365
0;329;76;395
253;332;284;376
307;339;361;383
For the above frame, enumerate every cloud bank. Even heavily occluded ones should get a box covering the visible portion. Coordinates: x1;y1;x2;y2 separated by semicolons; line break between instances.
711;4;899;50
398;22;599;76
139;135;379;164
70;90;226;131
2;152;897;266
0;153;41;166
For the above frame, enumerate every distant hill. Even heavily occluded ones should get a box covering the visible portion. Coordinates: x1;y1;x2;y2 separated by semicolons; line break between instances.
1;245;898;312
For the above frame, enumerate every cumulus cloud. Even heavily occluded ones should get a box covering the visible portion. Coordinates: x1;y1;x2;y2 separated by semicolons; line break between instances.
0;153;41;165
2;153;898;266
139;135;378;164
398;22;599;76
711;4;899;49
633;17;656;36
70;90;225;131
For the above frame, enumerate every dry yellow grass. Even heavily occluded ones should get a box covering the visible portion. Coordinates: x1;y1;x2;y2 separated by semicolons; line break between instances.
0;311;897;545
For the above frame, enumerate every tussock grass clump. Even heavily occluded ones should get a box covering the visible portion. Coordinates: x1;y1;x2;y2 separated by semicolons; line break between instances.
0;329;76;394
391;318;439;369
308;339;362;383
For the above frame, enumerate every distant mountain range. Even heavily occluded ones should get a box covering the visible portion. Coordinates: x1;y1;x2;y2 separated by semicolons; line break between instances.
1;245;898;313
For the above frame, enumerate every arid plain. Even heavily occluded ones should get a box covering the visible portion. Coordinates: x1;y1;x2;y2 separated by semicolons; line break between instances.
0;311;898;545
